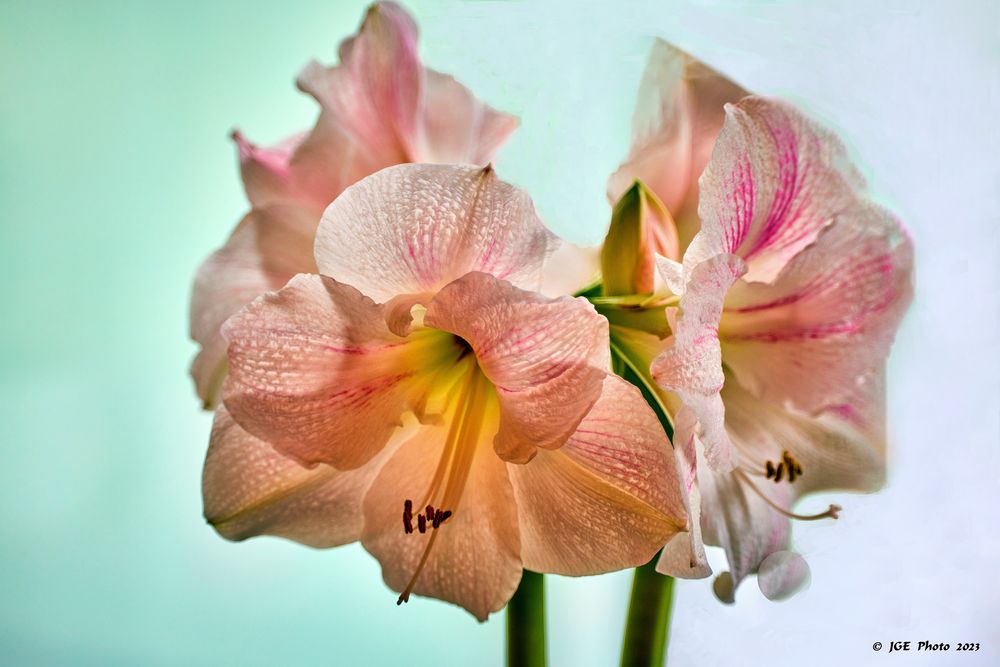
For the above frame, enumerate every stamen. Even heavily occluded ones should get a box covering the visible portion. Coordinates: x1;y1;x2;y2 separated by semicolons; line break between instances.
397;362;490;606
402;499;413;534
764;450;805;484
735;470;841;522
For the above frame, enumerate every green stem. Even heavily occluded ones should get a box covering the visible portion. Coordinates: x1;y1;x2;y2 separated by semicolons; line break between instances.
620;558;675;667
507;570;546;667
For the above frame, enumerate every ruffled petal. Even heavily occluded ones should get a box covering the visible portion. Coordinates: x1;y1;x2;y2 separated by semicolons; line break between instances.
426;271;609;463
202;406;395;546
720;201;914;415
609;39;747;251
656;407;711;579
420;70;519;164
698;455;792;595
690;97;866;283
287;3;517;208
290;2;420;205
695;376;876;598
189;204;318;407
231;131;307;207
361;417;521;621
651;253;746;470
316;164;554;302
221;274;424;469
507;375;687;575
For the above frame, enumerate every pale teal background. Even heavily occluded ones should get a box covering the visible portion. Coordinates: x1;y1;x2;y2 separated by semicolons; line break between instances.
1;1;998;665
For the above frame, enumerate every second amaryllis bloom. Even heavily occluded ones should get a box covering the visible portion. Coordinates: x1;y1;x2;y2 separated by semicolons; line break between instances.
202;164;689;620
189;2;518;407
602;40;913;601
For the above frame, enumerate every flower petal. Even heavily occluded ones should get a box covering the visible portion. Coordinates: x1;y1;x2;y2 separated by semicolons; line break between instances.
189;204;318;407
757;550;811;601
291;2;420;204
720;201;914;415
420;69;519;164
656;406;712;579
695;376;878;596
690;97;866;283
202;406;396;547
361;418;521;621
507;375;687;575
221;273;420;469
698;456;792;592
316;164;554;302
722;374;885;498
651;253;747;470
231;131;306;207
425;271;609;463
609;39;747;251
538;240;601;298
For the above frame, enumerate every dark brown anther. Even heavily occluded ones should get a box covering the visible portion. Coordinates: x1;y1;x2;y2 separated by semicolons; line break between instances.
440;510;452;523
403;499;414;534
774;461;784;483
418;514;427;533
766;460;776;479
426;505;436;522
432;509;442;528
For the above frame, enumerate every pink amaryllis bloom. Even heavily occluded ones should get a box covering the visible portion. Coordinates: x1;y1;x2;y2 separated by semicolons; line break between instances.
202;164;689;620
189;2;518;407
651;96;913;600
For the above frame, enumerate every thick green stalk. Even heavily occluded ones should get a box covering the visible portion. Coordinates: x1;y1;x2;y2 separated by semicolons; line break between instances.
507;570;546;667
620;558;675;667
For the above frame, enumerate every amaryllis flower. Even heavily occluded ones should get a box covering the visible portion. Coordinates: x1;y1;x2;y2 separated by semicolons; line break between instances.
202;164;688;620
189;1;518;407
651;97;913;600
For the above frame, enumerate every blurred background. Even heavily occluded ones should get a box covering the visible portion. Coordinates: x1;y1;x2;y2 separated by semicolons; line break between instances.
1;0;997;665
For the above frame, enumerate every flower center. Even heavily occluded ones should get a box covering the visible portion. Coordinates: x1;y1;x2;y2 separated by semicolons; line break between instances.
396;356;496;606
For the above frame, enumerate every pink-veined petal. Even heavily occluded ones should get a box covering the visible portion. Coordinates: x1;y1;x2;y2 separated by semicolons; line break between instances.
316;164;554;302
202;406;398;546
656;406;712;579
690;97;866;283
426;271;609;463
720;201;914;415
189;204;319;407
361;417;521;621
757;550;811;601
698;454;792;599
221;273;421;469
651;253;747;470
609;39;747;251
231;131;307;207
291;2;420;204
420;70;519;164
722;373;885;498
695;375;877;599
507;375;687;575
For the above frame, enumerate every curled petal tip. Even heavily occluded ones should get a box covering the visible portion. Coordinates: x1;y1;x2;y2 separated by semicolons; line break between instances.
230;129;253;159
